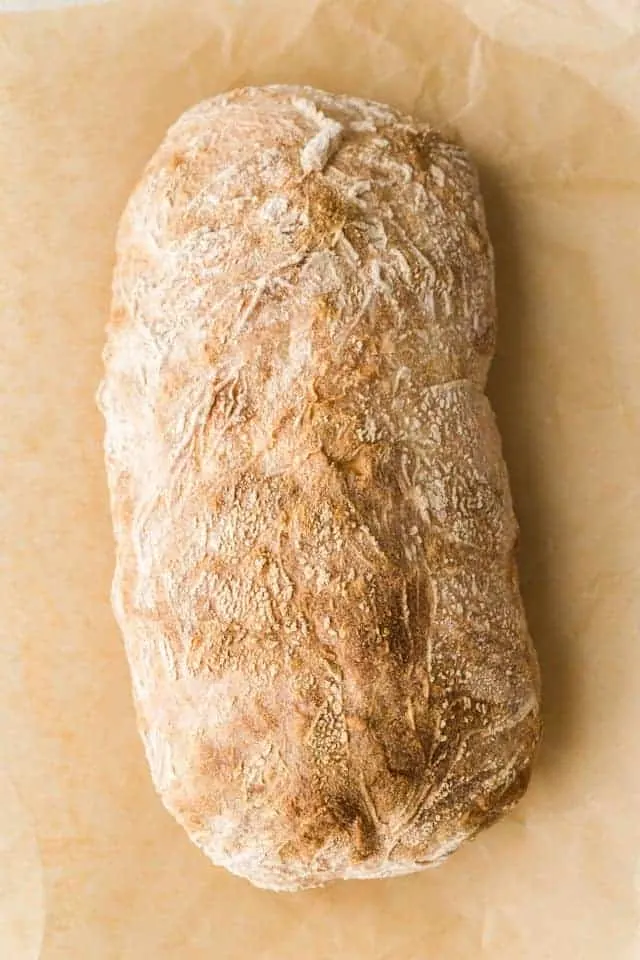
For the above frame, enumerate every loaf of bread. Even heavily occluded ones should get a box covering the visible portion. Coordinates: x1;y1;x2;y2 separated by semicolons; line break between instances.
98;85;541;891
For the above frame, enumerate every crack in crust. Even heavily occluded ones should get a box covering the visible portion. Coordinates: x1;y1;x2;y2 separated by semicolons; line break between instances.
99;85;542;891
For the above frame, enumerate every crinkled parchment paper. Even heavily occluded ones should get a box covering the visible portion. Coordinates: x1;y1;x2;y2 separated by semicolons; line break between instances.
1;0;639;957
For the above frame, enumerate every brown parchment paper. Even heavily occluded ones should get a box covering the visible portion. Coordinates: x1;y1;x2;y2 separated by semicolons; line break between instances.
1;1;639;957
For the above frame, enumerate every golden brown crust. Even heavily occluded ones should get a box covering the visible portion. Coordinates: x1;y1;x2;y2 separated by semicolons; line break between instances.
98;85;541;891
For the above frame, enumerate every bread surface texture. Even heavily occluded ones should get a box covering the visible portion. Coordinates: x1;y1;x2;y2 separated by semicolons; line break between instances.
99;85;541;891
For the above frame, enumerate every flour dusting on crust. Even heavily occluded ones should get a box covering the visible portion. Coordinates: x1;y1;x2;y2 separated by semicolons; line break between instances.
98;85;541;891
